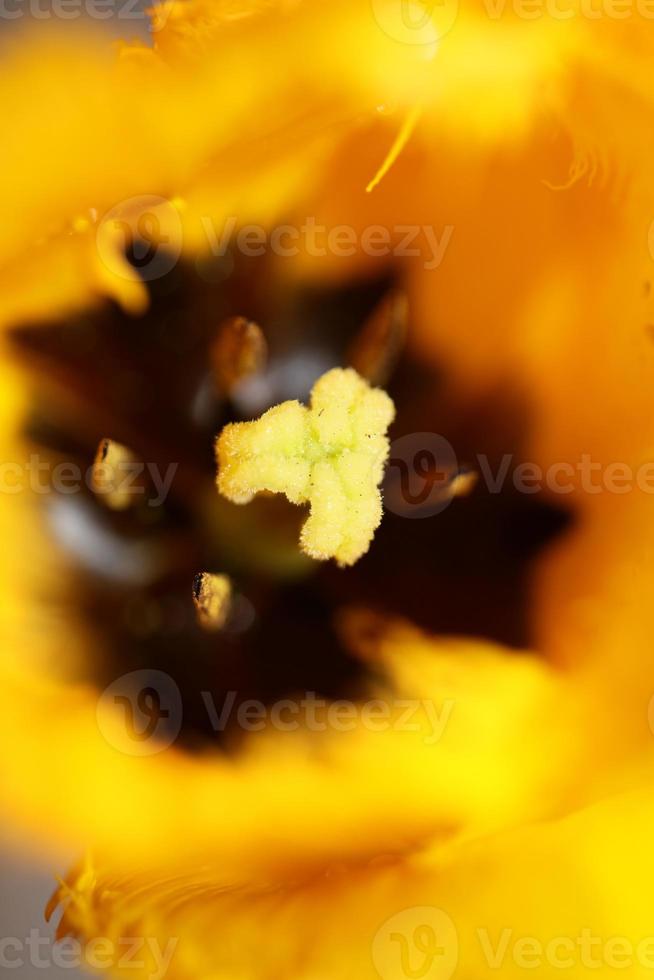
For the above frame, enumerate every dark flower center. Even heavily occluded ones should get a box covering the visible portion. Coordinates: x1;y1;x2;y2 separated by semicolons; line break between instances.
8;251;572;751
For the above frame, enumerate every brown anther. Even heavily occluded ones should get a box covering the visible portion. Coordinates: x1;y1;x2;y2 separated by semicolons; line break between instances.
448;469;478;499
210;316;267;395
192;572;232;631
91;438;140;511
347;290;407;386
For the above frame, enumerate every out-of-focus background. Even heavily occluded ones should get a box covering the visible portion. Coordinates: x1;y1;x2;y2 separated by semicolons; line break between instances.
0;848;82;977
0;12;152;975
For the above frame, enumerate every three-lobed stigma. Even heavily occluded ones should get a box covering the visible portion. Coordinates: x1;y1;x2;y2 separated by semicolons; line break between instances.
215;367;396;566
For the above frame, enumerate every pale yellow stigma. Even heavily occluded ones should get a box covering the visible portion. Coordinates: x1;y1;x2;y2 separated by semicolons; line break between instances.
192;572;233;631
215;368;395;567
